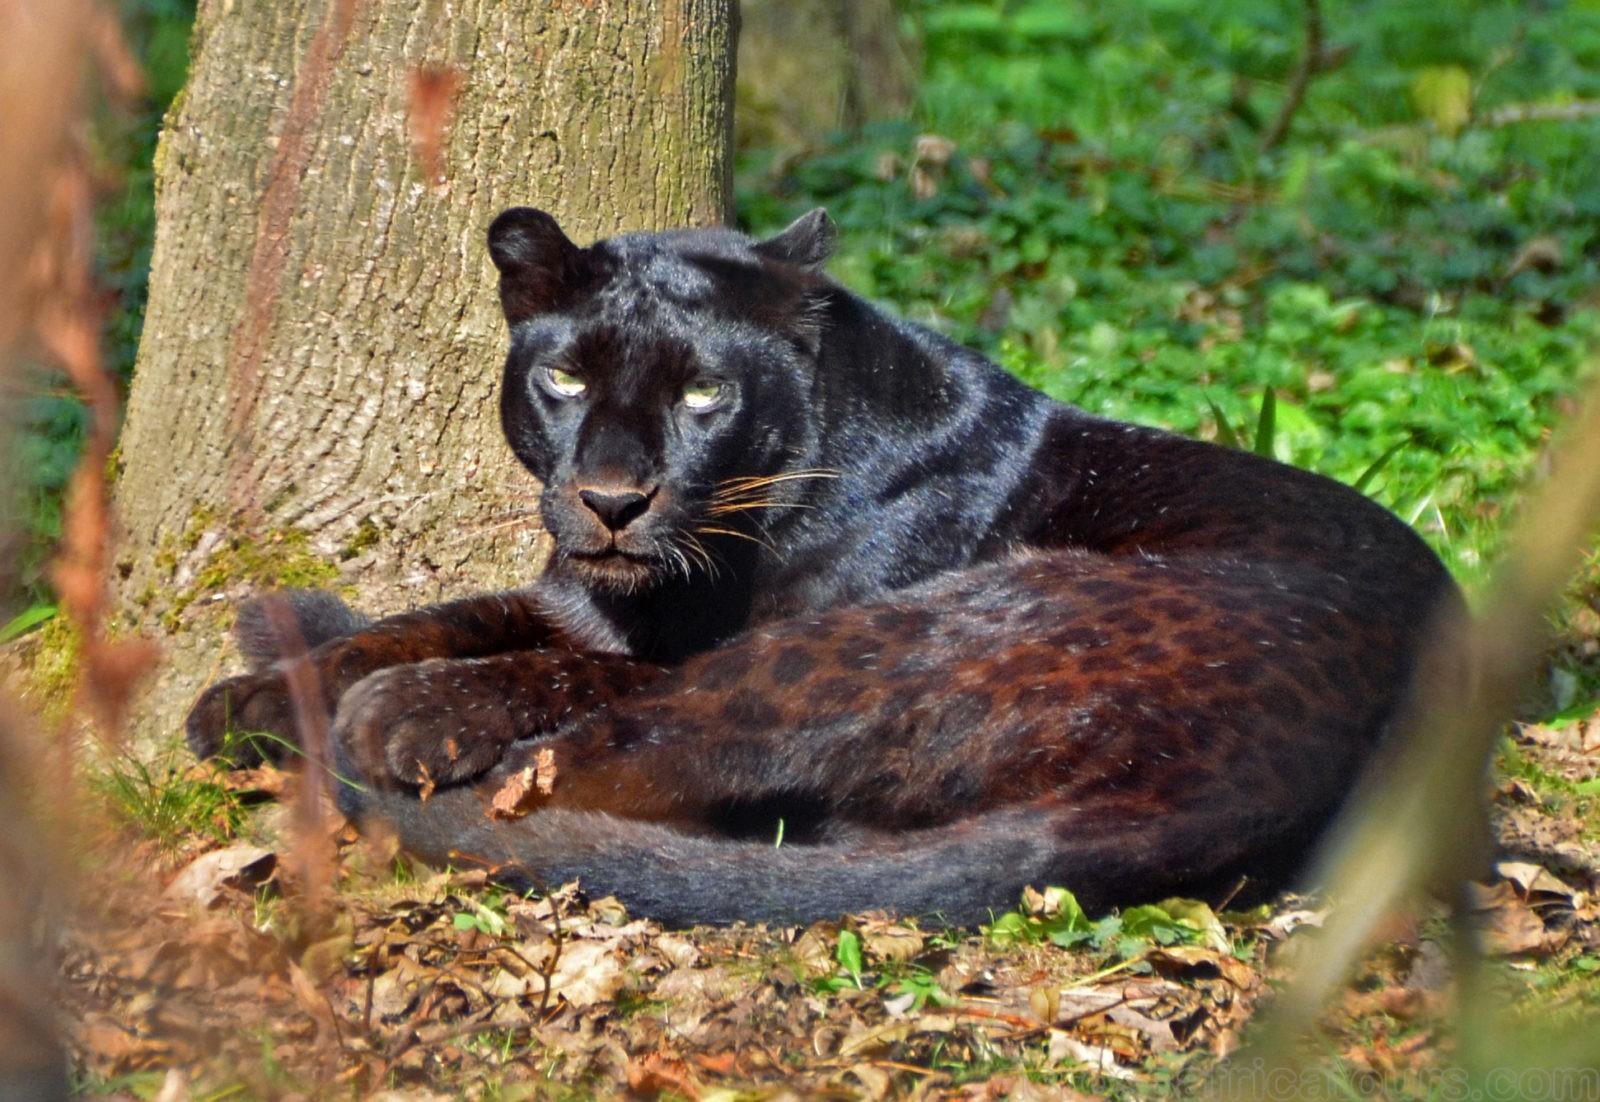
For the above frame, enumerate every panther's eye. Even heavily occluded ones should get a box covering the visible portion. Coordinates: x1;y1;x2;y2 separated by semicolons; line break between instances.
682;381;724;412
543;368;586;399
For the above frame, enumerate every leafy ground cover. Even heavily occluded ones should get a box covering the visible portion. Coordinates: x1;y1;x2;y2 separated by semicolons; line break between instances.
20;0;1600;1096
57;723;1600;1097
739;0;1600;594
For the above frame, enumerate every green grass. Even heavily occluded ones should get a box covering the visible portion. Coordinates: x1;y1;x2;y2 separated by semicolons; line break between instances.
1497;736;1600;839
92;755;247;853
736;0;1600;591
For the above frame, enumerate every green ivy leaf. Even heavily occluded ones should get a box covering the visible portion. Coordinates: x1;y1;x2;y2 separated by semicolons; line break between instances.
835;929;864;988
1156;897;1232;953
1411;66;1473;136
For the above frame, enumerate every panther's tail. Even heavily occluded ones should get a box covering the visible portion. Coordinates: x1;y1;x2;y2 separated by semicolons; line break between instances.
233;589;371;669
340;774;1319;926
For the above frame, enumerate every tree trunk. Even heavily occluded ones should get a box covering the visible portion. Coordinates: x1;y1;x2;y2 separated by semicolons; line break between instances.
736;0;916;149
113;0;736;750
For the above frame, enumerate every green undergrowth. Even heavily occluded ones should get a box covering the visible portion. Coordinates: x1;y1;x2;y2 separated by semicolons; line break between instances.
1498;737;1600;843
91;754;248;855
17;614;83;724
736;0;1600;591
983;885;1244;961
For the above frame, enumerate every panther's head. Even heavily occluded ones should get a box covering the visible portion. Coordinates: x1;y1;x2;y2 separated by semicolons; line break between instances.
488;207;838;593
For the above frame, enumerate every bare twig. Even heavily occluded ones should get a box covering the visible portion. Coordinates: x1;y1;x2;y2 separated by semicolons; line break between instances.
1480;99;1600;126
1364;98;1600;146
1262;0;1346;152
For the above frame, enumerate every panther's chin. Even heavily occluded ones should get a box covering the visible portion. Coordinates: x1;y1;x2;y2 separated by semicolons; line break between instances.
565;547;666;592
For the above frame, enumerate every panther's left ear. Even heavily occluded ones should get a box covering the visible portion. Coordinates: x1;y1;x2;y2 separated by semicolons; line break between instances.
487;207;594;325
753;207;836;269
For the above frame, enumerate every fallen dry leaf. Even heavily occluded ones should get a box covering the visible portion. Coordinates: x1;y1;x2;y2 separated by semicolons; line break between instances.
626;1050;700;1099
489;766;538;820
163;844;276;909
859;915;925;962
1147;945;1258;989
185;760;289;800
839;1019;914;1058
287;961;339;1042
1047;1030;1136;1080
225;765;289;799
540;936;628;1009
1470;881;1556;956
1496;860;1584;907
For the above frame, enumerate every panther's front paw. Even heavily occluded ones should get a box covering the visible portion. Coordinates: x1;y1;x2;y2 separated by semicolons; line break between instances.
185;668;299;763
331;660;517;792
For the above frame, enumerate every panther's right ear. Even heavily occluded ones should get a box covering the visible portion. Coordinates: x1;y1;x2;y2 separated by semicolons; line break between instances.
487;207;591;324
752;207;836;269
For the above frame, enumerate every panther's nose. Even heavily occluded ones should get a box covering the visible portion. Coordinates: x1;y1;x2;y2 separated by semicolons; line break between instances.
578;486;656;532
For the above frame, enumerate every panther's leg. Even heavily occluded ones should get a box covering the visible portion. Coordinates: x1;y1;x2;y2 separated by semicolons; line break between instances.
332;647;664;788
186;586;601;762
339;545;1424;880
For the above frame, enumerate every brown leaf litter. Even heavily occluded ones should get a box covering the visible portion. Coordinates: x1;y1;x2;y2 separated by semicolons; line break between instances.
61;858;1270;1096
54;707;1600;1097
488;749;557;822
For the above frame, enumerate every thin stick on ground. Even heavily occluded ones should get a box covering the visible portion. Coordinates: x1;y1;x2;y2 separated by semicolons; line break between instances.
1363;99;1600;147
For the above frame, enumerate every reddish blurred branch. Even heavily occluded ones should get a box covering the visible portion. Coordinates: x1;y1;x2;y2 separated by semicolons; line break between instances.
1;2;162;1093
407;64;463;186
258;597;339;922
23;12;160;740
0;5;94;1097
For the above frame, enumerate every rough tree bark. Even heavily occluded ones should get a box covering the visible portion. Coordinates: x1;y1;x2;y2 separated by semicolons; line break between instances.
736;0;916;149
113;0;736;749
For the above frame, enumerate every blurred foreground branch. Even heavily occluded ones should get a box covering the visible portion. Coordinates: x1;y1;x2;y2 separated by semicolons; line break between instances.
1228;371;1600;1087
2;1;162;1096
0;2;93;1098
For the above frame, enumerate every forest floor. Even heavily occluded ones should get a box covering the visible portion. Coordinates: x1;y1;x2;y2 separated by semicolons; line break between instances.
56;622;1600;1099
17;1;1600;1097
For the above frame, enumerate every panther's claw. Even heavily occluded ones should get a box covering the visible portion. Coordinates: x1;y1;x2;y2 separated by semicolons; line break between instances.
330;662;516;792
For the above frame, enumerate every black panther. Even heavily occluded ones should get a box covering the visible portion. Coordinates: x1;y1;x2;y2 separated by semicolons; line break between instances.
186;207;1457;926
